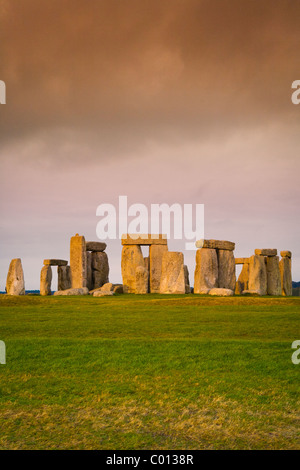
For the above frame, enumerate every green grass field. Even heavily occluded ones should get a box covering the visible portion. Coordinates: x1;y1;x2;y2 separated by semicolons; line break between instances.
0;294;299;450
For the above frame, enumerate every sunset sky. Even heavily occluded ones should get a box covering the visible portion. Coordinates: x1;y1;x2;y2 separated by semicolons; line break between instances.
0;0;299;288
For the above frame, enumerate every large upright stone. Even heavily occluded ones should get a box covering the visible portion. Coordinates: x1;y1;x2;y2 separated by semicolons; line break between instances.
92;252;109;288
279;257;292;296
6;259;25;295
86;252;93;290
40;265;52;296
135;266;149;294
57;265;71;291
160;252;186;294
195;239;235;251
70;234;87;289
121;245;145;293
194;248;218;294
218;250;236;290
184;265;191;294
248;255;267;295
266;256;281;296
149;245;168;293
235;263;249;294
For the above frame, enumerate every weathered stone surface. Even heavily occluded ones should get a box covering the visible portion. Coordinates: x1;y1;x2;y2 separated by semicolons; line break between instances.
44;259;68;266
280;250;292;258
6;259;25;295
113;284;123;294
121;245;145;293
70;234;87;288
92;252;109;288
54;287;89;296
235;263;249;295
218;250;236;290
100;282;113;292
121;234;167;245
209;288;234;296
235;258;250;265
86;252;93;290
160;252;185;294
195;239;235;251
86;241;107;252
194;248;218;294
255;249;277;257
93;290;114;297
57;265;71;291
248;255;267;295
135;266;149;294
266;256;281;295
149;245;168;293
40;265;52;296
279;257;292;296
184;265;191;294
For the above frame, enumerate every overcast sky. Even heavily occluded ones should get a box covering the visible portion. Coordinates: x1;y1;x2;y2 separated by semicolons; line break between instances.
0;0;299;289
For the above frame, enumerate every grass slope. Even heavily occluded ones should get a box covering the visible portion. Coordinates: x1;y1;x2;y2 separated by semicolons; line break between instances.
0;294;299;450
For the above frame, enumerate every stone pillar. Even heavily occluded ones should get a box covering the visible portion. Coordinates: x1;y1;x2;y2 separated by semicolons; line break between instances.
266;256;281;295
218;250;236;290
194;248;218;294
279;251;292;296
184;265;191;294
248;255;267;295
57;265;71;291
235;263;249;294
6;258;25;295
86;252;93;290
92;252;109;289
121;245;144;293
160;252;186;294
70;234;87;289
149;245;168;293
40;265;52;296
135;266;149;294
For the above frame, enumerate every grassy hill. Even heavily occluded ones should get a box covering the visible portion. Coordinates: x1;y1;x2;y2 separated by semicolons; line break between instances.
0;294;299;450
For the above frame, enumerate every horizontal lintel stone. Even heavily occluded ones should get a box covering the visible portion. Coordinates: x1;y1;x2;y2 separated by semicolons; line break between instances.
280;250;292;258
86;241;107;252
121;234;168;246
255;249;277;257
44;259;68;266
195;239;235;251
235;257;250;265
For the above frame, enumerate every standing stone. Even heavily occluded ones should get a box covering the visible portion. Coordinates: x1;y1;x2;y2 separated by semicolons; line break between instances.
86;252;93;290
92;252;109;288
266;256;281;295
57;265;71;291
40;265;52;296
235;263;249;294
135;266;149;294
70;234;87;289
6;259;25;295
248;255;267;295
194;248;218;294
149;245;168;293
184;265;191;293
144;257;150;292
279;257;292;296
160;252;186;294
218;250;236;290
121;245;145;293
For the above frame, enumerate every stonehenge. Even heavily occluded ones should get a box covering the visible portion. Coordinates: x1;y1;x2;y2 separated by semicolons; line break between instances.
6;258;25;295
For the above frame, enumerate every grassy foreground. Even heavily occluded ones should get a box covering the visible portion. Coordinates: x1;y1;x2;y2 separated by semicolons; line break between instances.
0;294;299;450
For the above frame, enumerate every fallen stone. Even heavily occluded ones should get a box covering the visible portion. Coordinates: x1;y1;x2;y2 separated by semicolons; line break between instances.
93;290;114;297
121;234;167;245
54;287;89;296
248;255;267;295
218;250;236;290
121;245;145;293
70;234;87;289
235;263;249;295
135;266;149;294
92;252;109;288
149;244;168;293
6;258;25;295
279;257;292;296
255;249;277;257
280;250;292;258
209;288;234;296
195;239;235;251
40;265;52;296
57;265;71;291
235;258;250;264
160;252;186;294
43;259;68;266
86;241;107;252
266;256;281;295
194;248;218;294
113;284;123;294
